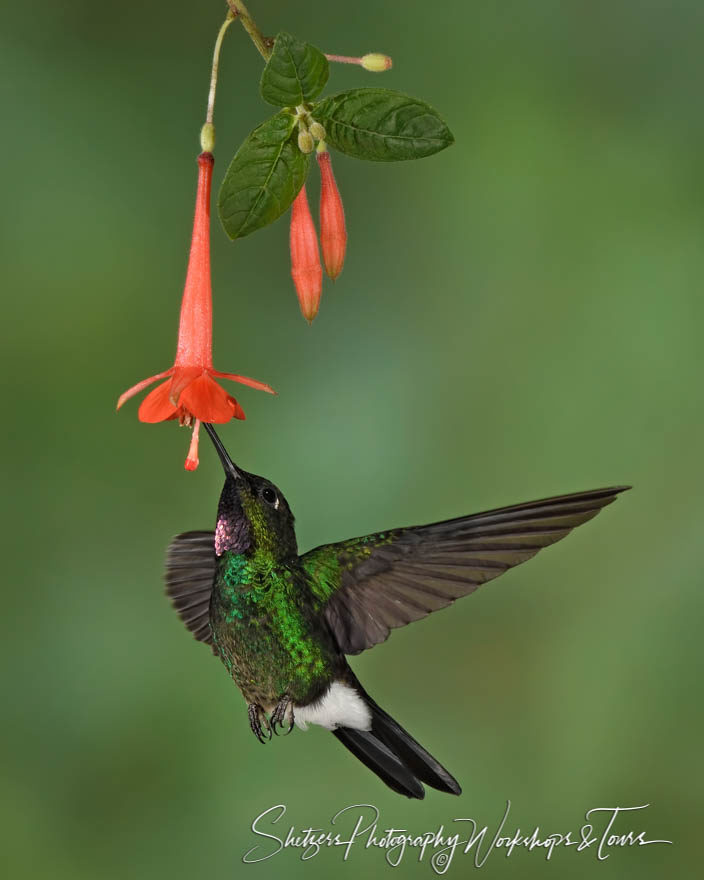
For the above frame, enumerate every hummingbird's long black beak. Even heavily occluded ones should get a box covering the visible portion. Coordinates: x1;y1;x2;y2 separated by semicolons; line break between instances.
203;423;241;479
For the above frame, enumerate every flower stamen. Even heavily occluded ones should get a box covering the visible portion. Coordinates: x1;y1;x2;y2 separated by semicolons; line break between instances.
185;419;202;471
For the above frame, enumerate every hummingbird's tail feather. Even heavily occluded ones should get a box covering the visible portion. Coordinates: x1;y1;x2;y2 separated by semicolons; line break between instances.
363;694;462;796
332;679;461;798
332;726;426;799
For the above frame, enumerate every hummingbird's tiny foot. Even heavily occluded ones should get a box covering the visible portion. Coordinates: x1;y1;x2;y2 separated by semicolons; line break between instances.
248;702;271;744
270;695;292;736
284;701;295;735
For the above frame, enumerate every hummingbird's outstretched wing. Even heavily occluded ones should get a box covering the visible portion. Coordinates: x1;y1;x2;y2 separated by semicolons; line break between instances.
301;486;629;655
164;531;217;654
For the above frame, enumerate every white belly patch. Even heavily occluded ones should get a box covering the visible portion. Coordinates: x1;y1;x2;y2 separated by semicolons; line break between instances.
294;681;372;731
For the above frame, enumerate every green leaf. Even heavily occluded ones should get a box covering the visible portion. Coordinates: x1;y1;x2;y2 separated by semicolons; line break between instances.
218;112;309;241
260;32;329;107
314;88;454;161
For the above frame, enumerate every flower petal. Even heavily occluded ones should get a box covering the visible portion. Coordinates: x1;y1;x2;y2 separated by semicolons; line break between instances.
212;371;276;394
169;366;203;406
138;380;179;423
117;369;173;410
179;374;236;423
229;396;246;420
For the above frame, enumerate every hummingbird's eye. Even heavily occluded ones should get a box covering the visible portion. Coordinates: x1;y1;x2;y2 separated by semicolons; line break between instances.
261;487;277;506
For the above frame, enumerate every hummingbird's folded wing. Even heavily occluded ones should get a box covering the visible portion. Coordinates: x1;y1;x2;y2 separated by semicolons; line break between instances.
164;531;218;653
301;486;629;656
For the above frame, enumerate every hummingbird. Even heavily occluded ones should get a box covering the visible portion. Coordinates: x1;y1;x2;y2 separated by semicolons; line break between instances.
165;423;628;799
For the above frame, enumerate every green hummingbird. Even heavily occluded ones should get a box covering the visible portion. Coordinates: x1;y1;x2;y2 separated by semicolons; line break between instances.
165;423;628;799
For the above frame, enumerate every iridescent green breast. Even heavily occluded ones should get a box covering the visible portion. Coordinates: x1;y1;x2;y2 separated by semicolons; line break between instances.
209;550;338;706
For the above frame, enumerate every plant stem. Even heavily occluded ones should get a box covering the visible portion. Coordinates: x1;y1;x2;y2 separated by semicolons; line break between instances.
226;0;271;61
324;54;362;65
206;11;236;127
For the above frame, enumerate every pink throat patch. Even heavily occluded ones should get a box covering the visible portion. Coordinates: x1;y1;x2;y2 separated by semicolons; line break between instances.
214;516;236;557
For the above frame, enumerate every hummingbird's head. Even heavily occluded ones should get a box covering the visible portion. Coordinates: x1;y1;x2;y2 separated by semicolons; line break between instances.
204;424;297;560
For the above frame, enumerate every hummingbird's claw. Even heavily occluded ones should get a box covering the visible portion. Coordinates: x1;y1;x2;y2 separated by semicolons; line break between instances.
270;695;294;736
284;701;295;735
248;703;271;743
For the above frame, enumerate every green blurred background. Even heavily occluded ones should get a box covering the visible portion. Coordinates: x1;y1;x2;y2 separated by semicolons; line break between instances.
2;0;701;876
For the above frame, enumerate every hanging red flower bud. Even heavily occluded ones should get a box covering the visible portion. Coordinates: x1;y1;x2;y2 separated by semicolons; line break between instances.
289;185;322;322
317;149;347;281
117;152;275;470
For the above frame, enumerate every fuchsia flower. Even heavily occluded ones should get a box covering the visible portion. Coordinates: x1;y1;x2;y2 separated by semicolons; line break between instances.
118;152;274;470
317;149;347;281
289;184;323;323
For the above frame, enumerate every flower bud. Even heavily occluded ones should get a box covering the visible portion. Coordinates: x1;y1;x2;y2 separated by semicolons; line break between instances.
200;122;215;153
309;121;326;141
317;150;347;281
361;53;393;72
298;129;315;154
290;185;322;322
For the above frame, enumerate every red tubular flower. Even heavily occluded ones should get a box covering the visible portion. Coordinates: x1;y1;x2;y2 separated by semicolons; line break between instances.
117;152;274;470
317;149;347;281
289;184;322;322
